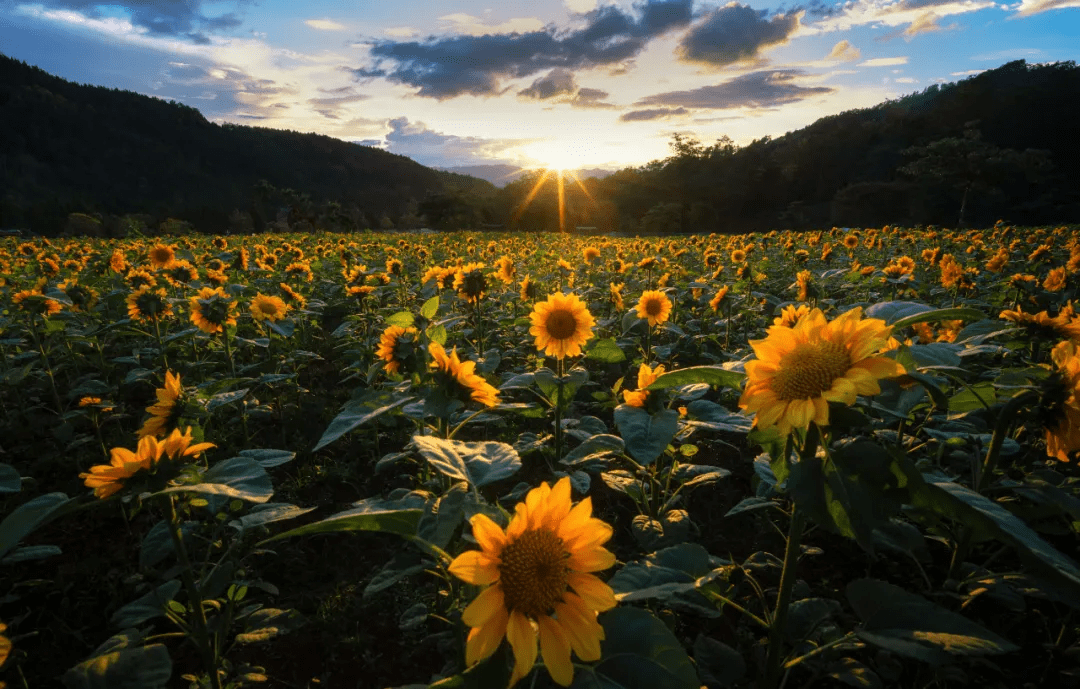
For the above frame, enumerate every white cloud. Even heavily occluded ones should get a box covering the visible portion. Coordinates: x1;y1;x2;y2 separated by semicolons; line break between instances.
384;26;419;38
811;0;996;34
859;56;909;67
826;39;861;61
305;19;347;31
895;76;917;82
951;69;985;75
564;0;598;12
436;14;545;36
1013;0;1080;15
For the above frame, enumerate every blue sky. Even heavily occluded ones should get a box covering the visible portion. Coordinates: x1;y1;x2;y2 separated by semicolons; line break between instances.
1;0;1077;173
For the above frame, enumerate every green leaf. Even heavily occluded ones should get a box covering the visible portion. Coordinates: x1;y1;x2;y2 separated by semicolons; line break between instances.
364;552;427;599
63;630;172;689
111;580;182;627
646;366;745;392
864;301;932;325
313;396;414;452
260;494;426;545
139;520;196;569
891;307;985;330
207;388;249;410
427;324;448;346
827;658;882;689
614;405;679;465
586;337;627;363
0;463;21;494
387;311;415;328
725;497;775;518
162;457;273;503
609;543;715;603
683;400;752;433
562;434;625;467
571;607;699;689
413;436;522;487
0;492;72;560
693;635;745;688
847;578;1018;663
266;319;295;338
238;448;296;468
947;382;998;412
3;544;62;564
229;503;316;531
420;296;440;320
235;607;303;644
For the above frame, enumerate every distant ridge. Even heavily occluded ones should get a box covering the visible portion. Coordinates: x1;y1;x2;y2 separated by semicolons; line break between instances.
437;165;614;186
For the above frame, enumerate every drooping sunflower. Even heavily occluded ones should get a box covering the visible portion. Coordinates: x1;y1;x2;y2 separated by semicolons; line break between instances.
1040;341;1080;462
1000;306;1080;342
709;286;730;313
495;256;516;285
139;371;185;439
249;293;289;323
279;282;306;308
449;477;616;687
635;290;672;328
189;286;237;335
127;286;173;323
428;342;500;408
1045;267;1067;292
739;307;905;435
79;427;214;499
795;270;813;302
622;363;665;408
376;325;419;375
148;243;177;270
529;292;596;360
519;275;540;301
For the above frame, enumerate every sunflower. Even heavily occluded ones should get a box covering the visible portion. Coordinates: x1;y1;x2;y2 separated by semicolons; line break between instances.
148;243;177;270
163;260;198;287
376;325;419;375
986;249;1009;273
520;275;540;301
58;279;98;312
386;258;403;276
635;290;672;328
231;247;250;272
609;283;625;311
795;270;813;301
1045;267;1067;292
285;261;314;283
127;286;173;323
842;233;859;250
454;262;488;303
773;304;812;328
709;286;729;313
622;363;665;408
739;307;905;435
139;371;185;439
250;293;289;322
730;249;747;263
582;246;600;265
428;342;500;408
1041;341;1080;462
107;250;128;274
529;292;596;360
449;477;616;687
79;427;214;499
12;289;63;317
495;256;516;285
1000;306;1080;341
189;287;237;335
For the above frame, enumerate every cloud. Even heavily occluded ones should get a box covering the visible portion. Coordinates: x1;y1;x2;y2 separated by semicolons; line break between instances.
894;76;917;82
826;39;861;61
356;0;694;99
676;4;801;67
812;0;996;36
634;70;833;110
858;56;909;66
571;87;617;108
14;0;250;43
950;69;985;76
437;14;545;36
381;117;536;168
620;107;689;121
564;0;598;12
1013;0;1080;15
903;11;946;34
971;47;1044;61
307;86;370;119
305;19;347;31
518;68;578;100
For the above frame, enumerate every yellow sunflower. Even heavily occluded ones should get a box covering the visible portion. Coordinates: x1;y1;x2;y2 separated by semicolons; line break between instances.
709;286;729;313
250;293;289;322
79;427;214;499
773;304;812;328
1043;341;1080;461
529;292;596;360
622;363;665;408
127;286;173;323
635;290;672;328
1000;306;1080;341
739;307;904;434
12;289;63;317
279;282;306;308
148;243;177;270
376;325;419;375
189;286;237;335
138;371;184;439
429;342;500;408
449;477;616;687
519;275;540;302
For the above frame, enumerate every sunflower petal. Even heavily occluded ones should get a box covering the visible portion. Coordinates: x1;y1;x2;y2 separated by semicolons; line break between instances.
507;611;538;687
448;550;500;586
537;615;574;687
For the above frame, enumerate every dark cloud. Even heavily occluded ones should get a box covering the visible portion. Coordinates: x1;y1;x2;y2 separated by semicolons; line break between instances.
677;4;800;67
307;86;370;120
518;68;577;100
16;1;249;42
382;117;535;168
356;0;693;99
620;107;689;121
635;70;833;109
516;69;617;108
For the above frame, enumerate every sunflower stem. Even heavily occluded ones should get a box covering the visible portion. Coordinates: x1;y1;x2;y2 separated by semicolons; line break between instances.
761;425;817;689
162;495;222;689
554;358;565;466
27;316;64;416
153;316;170;371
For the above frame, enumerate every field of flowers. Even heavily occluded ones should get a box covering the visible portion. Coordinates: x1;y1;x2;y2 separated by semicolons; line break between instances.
1;225;1079;689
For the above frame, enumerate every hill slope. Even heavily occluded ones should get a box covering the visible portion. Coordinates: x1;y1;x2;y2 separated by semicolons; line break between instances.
0;53;497;234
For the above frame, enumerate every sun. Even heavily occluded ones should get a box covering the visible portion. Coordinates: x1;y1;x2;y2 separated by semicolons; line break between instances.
523;142;599;172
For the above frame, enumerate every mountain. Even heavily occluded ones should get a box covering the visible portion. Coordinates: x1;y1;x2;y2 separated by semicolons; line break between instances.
437;165;614;186
0;53;498;234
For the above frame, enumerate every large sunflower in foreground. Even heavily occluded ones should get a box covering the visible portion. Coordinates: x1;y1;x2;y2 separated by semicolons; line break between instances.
79;427;214;499
428;342;500;407
449;477;616;687
635;290;672;327
739;307;904;434
1040;341;1080;462
139;371;184;439
529;292;596;360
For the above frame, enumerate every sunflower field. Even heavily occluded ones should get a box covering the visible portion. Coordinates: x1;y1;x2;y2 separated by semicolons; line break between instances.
1;225;1080;689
